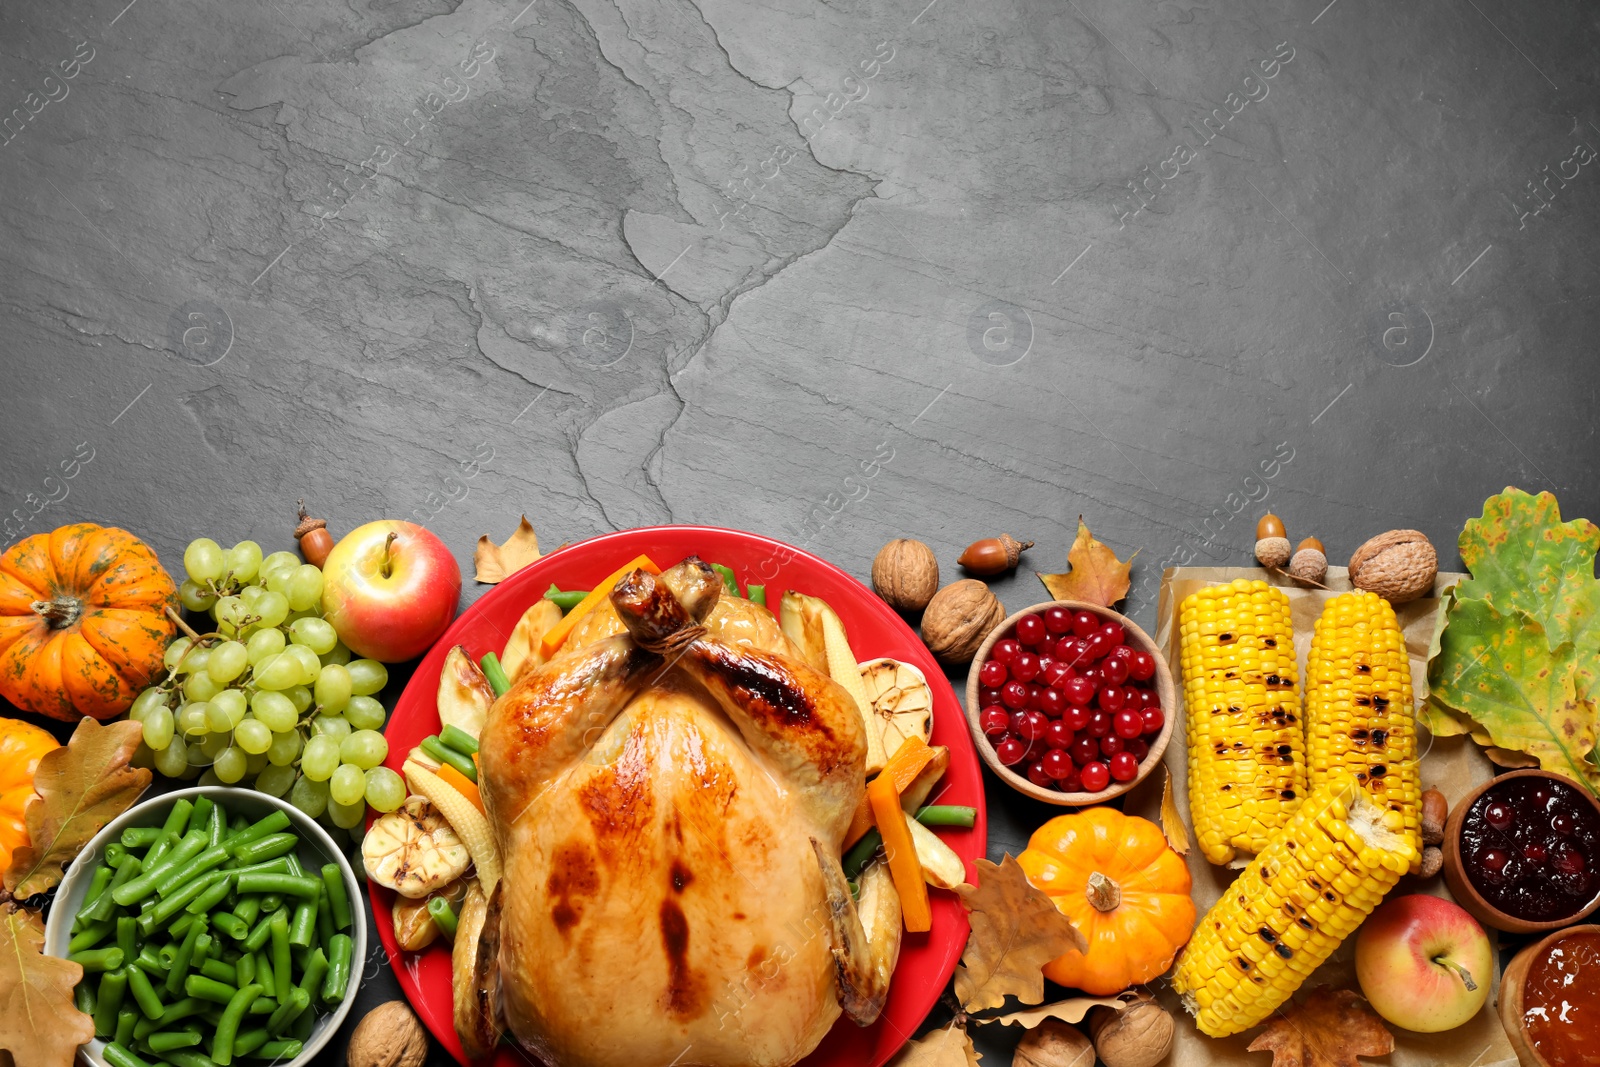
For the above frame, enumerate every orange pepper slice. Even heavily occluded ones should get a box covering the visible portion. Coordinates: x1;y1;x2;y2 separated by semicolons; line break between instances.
539;554;661;658
868;770;931;932
436;761;485;817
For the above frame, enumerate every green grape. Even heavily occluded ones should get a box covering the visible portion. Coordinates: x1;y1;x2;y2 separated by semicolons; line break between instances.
245;751;270;776
131;741;156;770
255;762;296;797
175;645;210;677
176;703;209;740
214;747;248;784
347;660;388;696
285;685;314;714
162;638;194;672
211;688;247;726
255;591;290;629
260;550;298;577
321;642;353;667
204;702;235;734
284;609;321;626
328;764;367;807
289;617;338;655
302;736;341;781
283;645;322;684
253;654;301;691
314;665;353;713
142;708;175;751
179;580;218;612
285;565;324;612
197;768;222;788
186;740;213;766
263;568;293;596
154;738;189;777
239;584;266;612
183;672;222;703
234;717;273;755
199;731;230;761
250;691;297;733
339;730;388;770
266;730;303;767
329;798;367;830
130;687;168;723
207;641;249;684
344;695;385;731
226;541;263;583
288;775;329;819
183;538;225;583
311;715;351;743
364;768;406;813
246;627;286;666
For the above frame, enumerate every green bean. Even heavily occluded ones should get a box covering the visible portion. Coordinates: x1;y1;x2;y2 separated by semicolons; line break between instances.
143;829;179;870
185;974;239;1005
113;830;205;906
151;872;227;927
93;968;129;1037
244;908;283;952
254;1040;303;1060
322;932;352;1003
265;987;309;1035
230;811;290;849
74;979;96;1015
115;1007;138;1046
287;899;316;950
236;952;256;989
69;919;115;953
229;814;249;834
103;1041;154;1067
133;945;165;976
154;996;205;1030
295;947;327;1002
746;584;765;606
157;843;232;897
228;858;291;879
148;1028;203;1052
428;896;459;938
127;963;167;1018
254;948;277;1004
914;804;978;828
710;563;739;596
231;894;262;928
441;723;481;756
104;841;129;870
74;868;111;932
314;887;334;945
121;826;162;849
257;892;283;914
116;916;138;963
161;799;194;840
168;914;198;941
267;911;292;1001
164;1049;223;1067
247;994;276;1015
84;853;142;923
208;802;228;849
69;946;124;972
211;911;249;941
480;653;510;697
232;1027;269;1057
281;850;303;879
201;958;238;984
316;863;352;932
165;916;206;996
235;872;320;900
543;585;589;611
843;829;882;880
211;981;262;1066
193;932;213;967
157;945;179;969
187;876;235;917
189;795;214;834
228;834;299;866
420;735;478;782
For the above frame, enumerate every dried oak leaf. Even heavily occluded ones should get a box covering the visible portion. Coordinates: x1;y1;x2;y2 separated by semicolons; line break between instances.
972;992;1136;1028
1159;767;1191;856
1247;987;1394;1067
954;855;1086;1012
474;516;541;584
4;718;150;898
886;1023;982;1067
0;902;94;1067
1039;518;1137;608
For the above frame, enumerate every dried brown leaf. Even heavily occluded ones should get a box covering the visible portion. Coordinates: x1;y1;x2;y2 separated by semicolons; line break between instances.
971;992;1136;1028
4;718;150;898
1038;518;1137;608
1159;766;1191;855
1246;987;1395;1067
0;902;94;1067
954;855;1086;1012
474;516;541;584
1484;746;1540;769
886;1023;982;1067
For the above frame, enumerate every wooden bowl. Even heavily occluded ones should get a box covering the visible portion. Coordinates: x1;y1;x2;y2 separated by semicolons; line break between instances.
1441;768;1600;934
1497;923;1600;1067
963;601;1176;805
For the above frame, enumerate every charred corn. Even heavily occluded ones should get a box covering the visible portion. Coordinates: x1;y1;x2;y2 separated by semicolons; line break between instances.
1171;774;1417;1037
1306;591;1422;868
1179;579;1306;865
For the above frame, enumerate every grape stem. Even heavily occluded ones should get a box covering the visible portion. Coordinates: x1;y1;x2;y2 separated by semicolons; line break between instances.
165;605;204;643
381;532;398;578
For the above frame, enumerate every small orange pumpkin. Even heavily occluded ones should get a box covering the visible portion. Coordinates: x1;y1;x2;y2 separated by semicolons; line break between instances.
0;524;178;721
1018;807;1196;995
0;718;58;872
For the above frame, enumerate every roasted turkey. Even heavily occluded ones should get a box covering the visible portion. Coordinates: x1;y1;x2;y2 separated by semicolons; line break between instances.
473;558;884;1067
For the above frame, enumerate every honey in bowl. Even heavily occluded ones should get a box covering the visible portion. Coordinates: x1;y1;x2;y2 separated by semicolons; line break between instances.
1458;775;1600;923
1523;928;1600;1067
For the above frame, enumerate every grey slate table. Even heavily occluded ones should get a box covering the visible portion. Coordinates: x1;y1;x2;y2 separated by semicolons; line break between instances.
4;0;1598;1062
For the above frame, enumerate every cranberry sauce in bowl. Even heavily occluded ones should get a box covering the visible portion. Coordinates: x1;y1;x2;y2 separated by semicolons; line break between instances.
1459;774;1600;924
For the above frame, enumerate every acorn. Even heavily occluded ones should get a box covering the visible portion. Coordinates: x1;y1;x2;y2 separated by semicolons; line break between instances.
956;534;1034;577
294;501;335;568
1254;513;1291;570
1288;536;1328;585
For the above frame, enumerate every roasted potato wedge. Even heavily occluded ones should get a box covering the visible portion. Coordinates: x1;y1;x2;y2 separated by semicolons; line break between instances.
500;599;562;684
438;645;495;739
856;861;902;993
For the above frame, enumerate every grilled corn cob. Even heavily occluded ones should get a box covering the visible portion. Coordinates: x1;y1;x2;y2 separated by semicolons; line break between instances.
1179;579;1306;865
1305;591;1422;869
1171;773;1417;1037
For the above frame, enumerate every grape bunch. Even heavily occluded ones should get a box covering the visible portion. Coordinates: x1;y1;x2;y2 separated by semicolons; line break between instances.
130;537;407;841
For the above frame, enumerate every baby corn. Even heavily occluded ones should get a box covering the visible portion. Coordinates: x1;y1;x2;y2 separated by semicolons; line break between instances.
1179;579;1306;865
1305;591;1422;868
405;761;502;895
1172;774;1417;1037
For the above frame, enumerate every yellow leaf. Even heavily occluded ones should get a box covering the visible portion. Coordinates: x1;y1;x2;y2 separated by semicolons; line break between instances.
5;718;150;898
886;1023;982;1067
0;902;95;1067
1038;518;1137;608
953;855;1086;1012
971;992;1137;1028
474;516;541;584
1247;987;1394;1067
1159;767;1190;855
1485;746;1539;769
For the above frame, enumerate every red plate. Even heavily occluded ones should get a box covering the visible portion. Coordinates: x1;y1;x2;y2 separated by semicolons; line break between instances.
376;525;987;1067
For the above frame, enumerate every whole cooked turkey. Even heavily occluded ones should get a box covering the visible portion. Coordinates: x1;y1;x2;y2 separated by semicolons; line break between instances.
472;557;885;1067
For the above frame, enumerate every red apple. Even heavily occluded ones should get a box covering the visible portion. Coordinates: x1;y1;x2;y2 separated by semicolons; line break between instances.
321;520;461;662
1355;894;1491;1033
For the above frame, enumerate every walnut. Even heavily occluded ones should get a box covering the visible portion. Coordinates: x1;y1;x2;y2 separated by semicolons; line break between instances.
346;1000;428;1067
1015;1019;1095;1067
872;539;939;612
920;579;1004;665
1090;995;1175;1067
1349;530;1438;604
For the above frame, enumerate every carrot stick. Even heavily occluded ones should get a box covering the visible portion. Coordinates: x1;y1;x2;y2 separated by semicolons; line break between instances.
868;771;930;932
436;762;485;817
539;554;661;657
844;737;934;848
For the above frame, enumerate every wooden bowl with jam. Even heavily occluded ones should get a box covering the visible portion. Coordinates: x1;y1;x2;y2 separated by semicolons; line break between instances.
1442;768;1600;934
1499;924;1600;1067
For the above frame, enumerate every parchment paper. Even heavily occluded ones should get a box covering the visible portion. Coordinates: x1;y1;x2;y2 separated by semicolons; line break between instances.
1121;566;1519;1067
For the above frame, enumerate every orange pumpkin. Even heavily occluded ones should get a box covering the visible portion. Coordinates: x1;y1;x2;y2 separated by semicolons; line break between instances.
0;524;178;721
0;718;58;872
1018;807;1196;995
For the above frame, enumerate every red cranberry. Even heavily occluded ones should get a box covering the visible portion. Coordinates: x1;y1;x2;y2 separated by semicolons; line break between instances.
1016;615;1047;647
1109;751;1140;782
1057;765;1082;792
1525;843;1548;863
1127;649;1156;681
1071;737;1100;766
1041;748;1074;780
1016;710;1048;742
1043;662;1073;689
1102;655;1130;687
1141;706;1165;736
1553;811;1576;835
978;660;1008;688
1125;737;1149;763
1054;637;1083;663
1556;845;1586;874
979;686;1002;707
1063;676;1096;706
1037;687;1066;718
1026;685;1048;710
1086;711;1111;738
993;736;1027;766
1043;606;1073;634
1012;652;1040;683
1100;735;1124;756
1099;621;1125;646
979;706;1010;739
1080;666;1103;687
1113;708;1144;739
1026;760;1055;788
1071;611;1100;637
1079;761;1111;792
1001;681;1029;709
1098;685;1127;713
1484;802;1514;831
1044;720;1074;749
992;639;1021;664
1065;705;1090;732
1481;848;1509;872
1083;632;1111;661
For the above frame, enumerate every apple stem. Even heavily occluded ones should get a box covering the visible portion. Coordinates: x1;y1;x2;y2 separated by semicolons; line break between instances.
381;531;397;578
1434;955;1478;992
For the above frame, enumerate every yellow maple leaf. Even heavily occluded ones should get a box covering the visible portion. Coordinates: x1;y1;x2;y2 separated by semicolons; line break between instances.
1038;518;1137;608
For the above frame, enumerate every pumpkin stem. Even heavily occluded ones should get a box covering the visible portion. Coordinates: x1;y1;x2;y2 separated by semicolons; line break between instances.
1086;871;1122;912
29;596;84;630
164;605;204;643
381;531;398;578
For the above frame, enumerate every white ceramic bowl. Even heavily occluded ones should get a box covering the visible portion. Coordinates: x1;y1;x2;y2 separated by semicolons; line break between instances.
43;786;367;1067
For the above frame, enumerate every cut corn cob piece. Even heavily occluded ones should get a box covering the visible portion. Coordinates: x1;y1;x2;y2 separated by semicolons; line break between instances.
405;760;503;895
1179;579;1307;866
1306;591;1422;870
1171;774;1417;1037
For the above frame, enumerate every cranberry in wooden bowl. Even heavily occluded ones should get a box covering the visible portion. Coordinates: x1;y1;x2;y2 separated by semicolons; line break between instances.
1442;769;1600;935
964;601;1175;805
